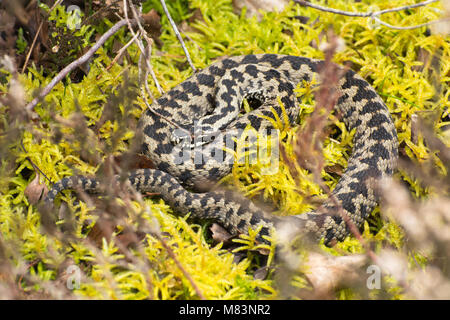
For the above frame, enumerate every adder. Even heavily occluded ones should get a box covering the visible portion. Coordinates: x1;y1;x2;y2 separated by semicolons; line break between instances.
44;54;399;245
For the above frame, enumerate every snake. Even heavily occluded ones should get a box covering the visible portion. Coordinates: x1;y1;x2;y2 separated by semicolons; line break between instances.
44;54;399;246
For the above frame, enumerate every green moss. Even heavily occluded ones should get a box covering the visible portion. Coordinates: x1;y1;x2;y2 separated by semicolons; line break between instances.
0;0;449;299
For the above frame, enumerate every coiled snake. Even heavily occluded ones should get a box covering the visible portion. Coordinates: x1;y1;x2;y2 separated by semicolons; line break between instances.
45;54;398;245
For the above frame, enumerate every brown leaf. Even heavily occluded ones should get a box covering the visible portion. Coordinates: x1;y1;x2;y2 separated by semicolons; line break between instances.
24;173;48;205
210;223;233;243
139;9;162;46
325;164;344;176
142;9;161;31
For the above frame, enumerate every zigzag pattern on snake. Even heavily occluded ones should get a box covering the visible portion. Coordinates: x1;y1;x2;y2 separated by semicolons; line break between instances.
44;54;398;246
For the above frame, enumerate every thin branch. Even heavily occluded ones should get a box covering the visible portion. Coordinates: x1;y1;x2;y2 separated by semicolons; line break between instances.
294;0;371;17
294;0;440;17
25;19;137;114
22;23;43;74
123;0;163;94
294;0;445;30
376;0;440;15
96;30;141;80
129;3;164;95
122;0;192;135
138;41;154;100
142;48;154;100
372;15;448;30
159;0;197;72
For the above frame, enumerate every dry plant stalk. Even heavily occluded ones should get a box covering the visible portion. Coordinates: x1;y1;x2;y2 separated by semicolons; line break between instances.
294;0;448;30
293;33;345;177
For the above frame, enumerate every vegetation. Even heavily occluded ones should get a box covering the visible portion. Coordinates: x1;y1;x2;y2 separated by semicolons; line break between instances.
0;0;449;299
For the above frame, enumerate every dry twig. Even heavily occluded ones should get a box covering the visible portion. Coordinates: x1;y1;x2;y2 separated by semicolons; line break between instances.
96;30;142;81
294;0;447;30
123;0;163;95
159;0;196;72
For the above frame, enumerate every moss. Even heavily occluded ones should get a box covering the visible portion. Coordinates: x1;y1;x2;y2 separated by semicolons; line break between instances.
0;0;449;299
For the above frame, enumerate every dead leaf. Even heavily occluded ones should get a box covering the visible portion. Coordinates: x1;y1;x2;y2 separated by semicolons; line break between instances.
142;9;162;44
24;173;48;205
210;223;233;243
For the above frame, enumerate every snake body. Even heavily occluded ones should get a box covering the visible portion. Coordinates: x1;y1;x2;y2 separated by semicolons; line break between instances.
45;54;398;245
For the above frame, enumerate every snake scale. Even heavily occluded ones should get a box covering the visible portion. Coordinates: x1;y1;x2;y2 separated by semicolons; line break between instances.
45;54;398;246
